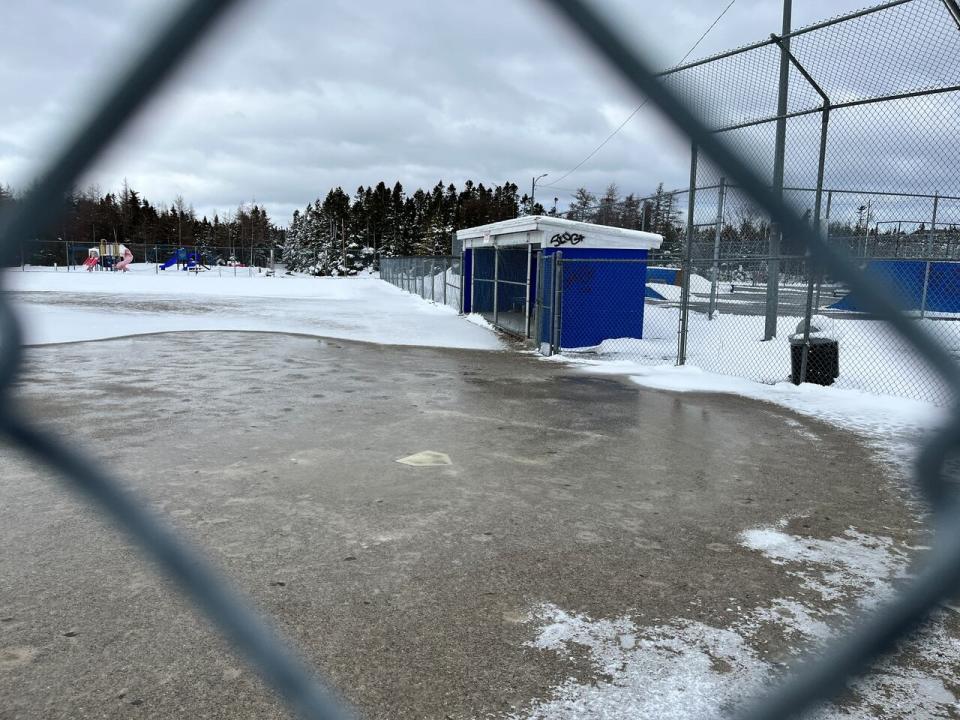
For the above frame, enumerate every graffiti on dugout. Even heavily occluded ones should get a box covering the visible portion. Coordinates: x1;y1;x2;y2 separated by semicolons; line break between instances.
549;232;585;247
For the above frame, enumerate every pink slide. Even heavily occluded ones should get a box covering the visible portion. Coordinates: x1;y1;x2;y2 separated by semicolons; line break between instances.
115;246;134;271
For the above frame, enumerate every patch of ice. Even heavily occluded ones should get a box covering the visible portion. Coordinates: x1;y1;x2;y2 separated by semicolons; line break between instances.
740;527;909;605
514;525;958;720
519;605;769;720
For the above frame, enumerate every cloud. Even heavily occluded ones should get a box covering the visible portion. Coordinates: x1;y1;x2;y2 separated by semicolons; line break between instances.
0;0;952;226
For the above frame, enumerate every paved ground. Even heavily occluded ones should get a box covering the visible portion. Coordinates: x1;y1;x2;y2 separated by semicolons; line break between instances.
0;330;931;718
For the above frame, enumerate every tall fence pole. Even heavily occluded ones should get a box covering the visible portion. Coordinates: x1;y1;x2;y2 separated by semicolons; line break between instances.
921;194;939;319
551;250;563;354
708;177;726;320
493;244;500;327
524;243;533;338
765;0;792;341
920;260;932;319
534;252;544;346
799;104;830;384
678;143;698;365
928;192;940;257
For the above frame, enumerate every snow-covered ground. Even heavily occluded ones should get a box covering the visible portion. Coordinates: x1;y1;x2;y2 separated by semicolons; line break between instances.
8;267;957;717
2;265;501;350
570;304;957;406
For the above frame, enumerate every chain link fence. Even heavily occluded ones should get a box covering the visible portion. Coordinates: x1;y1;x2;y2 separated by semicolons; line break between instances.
4;0;960;719
530;0;960;407
379;256;461;311
4;238;280;274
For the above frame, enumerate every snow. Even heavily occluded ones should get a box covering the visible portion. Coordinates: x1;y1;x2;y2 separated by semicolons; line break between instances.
514;524;960;720
569;304;955;406
646;282;682;301
2;267;502;350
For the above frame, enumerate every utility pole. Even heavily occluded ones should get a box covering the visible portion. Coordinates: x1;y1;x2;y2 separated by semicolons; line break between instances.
531;174;548;212
764;0;791;341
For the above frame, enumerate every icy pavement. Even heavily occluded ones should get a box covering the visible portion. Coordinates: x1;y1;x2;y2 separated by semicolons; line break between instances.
568;358;947;477
513;522;960;720
3;267;501;350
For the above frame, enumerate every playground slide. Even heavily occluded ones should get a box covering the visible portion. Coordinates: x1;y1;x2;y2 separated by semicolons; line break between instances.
82;257;99;271
160;255;179;270
115;247;134;271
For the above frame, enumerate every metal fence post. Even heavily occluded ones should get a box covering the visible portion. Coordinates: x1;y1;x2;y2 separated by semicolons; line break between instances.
678;143;698;365
928;192;940;257
765;0;792;341
708;177;726;320
921;260;932;319
524;243;533;338
551;250;563;354
443;258;448;306
493;244;500;327
534;251;544;347
799;103;831;384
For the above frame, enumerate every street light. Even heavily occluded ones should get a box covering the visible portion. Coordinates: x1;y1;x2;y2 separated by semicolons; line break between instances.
531;173;548;208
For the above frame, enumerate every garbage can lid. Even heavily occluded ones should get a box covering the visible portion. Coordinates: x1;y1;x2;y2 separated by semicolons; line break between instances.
789;315;836;343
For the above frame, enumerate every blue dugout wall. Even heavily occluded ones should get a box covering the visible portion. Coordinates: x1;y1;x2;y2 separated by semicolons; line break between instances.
830;260;960;313
541;247;650;349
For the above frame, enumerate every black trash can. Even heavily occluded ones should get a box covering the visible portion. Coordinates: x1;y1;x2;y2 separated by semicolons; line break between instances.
790;333;839;386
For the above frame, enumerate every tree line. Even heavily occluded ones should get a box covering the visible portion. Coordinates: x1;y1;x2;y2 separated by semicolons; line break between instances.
0;178;690;272
283;180;686;275
0;181;284;266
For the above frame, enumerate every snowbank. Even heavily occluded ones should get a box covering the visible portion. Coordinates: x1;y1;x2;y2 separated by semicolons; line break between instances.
567;304;956;406
5;268;502;350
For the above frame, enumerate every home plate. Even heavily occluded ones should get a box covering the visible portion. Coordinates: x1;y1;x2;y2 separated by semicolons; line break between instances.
395;451;452;467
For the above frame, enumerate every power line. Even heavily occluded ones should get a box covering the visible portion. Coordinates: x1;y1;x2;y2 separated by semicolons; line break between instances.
541;0;738;189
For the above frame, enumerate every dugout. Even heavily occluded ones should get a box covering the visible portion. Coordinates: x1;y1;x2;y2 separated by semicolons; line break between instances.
457;217;662;353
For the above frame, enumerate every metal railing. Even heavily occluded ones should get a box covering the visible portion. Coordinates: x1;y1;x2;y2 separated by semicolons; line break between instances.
1;1;959;720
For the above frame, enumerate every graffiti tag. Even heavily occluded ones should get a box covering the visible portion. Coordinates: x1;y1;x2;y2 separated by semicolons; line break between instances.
549;232;585;247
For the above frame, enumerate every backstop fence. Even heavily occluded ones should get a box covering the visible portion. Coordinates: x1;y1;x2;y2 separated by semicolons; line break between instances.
388;0;960;407
4;0;960;719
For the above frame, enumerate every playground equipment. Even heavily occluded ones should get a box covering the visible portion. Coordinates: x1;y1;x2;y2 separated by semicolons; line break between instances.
115;246;133;271
82;242;132;271
82;249;100;270
160;248;207;271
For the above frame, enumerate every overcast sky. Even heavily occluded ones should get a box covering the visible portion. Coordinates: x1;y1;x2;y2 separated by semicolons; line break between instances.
0;1;914;225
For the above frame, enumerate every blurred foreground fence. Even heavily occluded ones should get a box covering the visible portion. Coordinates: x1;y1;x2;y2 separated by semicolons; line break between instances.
3;0;960;720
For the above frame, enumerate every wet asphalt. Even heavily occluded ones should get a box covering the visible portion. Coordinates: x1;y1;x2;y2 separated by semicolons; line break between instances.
0;331;919;718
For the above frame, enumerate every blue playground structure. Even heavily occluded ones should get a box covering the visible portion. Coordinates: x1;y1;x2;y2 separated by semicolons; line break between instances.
830;259;960;313
160;248;201;271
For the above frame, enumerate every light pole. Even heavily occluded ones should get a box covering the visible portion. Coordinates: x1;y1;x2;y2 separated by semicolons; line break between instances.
531;173;548;211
